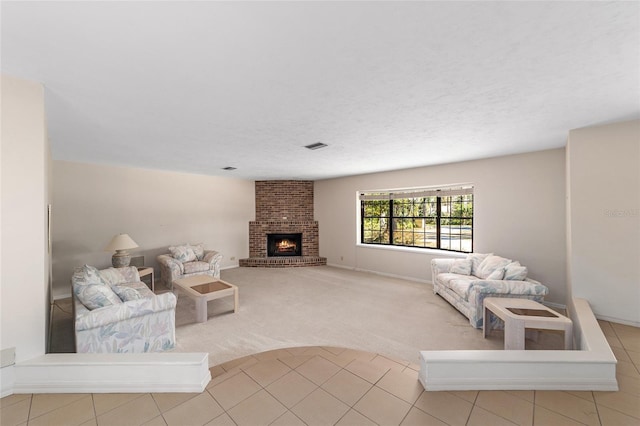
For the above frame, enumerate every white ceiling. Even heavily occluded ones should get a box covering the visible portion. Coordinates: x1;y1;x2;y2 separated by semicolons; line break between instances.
2;1;639;180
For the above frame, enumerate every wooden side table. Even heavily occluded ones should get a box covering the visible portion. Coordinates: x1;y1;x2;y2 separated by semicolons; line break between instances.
137;266;154;292
484;297;573;350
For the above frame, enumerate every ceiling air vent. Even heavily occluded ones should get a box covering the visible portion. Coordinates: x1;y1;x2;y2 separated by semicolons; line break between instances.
222;166;237;171
304;142;328;150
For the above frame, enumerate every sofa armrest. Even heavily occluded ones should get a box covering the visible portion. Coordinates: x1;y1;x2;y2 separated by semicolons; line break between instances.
203;250;223;279
157;254;184;289
157;254;184;274
75;292;177;332
430;258;455;284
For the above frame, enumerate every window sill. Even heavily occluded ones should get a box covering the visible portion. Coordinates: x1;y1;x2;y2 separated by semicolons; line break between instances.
356;243;468;258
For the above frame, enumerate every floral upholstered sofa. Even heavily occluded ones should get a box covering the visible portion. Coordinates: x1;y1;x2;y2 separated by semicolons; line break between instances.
72;265;176;353
431;253;549;328
156;243;222;290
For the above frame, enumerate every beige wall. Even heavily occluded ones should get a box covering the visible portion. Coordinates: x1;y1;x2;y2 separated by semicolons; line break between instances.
567;119;640;325
51;161;254;298
315;149;568;305
1;75;49;364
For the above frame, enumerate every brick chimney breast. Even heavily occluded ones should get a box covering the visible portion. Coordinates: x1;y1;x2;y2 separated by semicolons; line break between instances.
255;180;314;221
241;180;326;267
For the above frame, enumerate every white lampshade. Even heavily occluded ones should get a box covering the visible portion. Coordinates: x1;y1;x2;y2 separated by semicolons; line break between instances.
105;234;139;268
105;233;139;252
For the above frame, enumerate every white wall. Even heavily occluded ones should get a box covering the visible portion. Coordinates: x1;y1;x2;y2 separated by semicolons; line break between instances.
52;161;254;298
315;149;568;305
1;75;49;367
567;119;640;325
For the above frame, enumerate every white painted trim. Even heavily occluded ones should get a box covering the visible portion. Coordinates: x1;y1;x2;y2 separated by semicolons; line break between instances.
327;262;432;285
353;268;430;285
1;365;16;398
419;298;617;391
356;243;468;258
594;313;640;328
220;264;239;271
325;263;356;271
10;352;210;394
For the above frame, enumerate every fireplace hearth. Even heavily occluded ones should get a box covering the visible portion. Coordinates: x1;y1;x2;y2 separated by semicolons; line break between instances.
268;233;302;257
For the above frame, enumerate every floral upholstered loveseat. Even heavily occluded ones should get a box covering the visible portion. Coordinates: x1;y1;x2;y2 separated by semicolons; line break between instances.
156;243;222;290
431;253;549;328
72;265;176;353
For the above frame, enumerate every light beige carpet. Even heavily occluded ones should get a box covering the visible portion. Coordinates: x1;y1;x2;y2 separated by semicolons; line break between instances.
173;266;509;366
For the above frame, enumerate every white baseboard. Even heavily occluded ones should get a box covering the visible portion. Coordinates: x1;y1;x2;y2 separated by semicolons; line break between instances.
1;365;15;398
594;313;640;328
221;264;239;271
326;263;432;285
9;352;210;395
419;298;617;391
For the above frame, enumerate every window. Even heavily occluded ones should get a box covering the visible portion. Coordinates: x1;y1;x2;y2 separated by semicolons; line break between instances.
360;186;474;253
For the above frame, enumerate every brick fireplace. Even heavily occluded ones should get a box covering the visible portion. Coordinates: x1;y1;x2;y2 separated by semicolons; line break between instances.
239;180;327;267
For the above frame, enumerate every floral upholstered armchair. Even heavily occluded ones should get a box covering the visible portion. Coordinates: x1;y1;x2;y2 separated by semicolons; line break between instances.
156;243;222;289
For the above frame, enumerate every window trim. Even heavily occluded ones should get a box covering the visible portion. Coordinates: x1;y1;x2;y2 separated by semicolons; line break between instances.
358;185;474;253
355;241;468;258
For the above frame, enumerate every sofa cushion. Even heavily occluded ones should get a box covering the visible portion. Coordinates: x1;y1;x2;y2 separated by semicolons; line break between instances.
449;278;476;300
449;259;472;275
111;285;143;302
486;268;506;280
74;265;123;310
76;285;123;310
436;272;458;287
504;261;528;280
183;261;211;274
99;267;140;286
475;255;512;279
81;264;104;286
114;281;154;296
190;243;205;261
436;272;475;287
466;253;492;276
169;244;197;263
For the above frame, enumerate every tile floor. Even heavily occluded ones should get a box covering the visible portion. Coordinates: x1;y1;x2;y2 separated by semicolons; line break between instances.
2;320;639;426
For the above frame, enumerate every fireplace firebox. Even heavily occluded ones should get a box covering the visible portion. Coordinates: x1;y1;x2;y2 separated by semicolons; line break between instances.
267;233;302;257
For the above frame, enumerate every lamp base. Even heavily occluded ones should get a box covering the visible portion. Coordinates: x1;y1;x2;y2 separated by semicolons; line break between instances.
112;252;132;268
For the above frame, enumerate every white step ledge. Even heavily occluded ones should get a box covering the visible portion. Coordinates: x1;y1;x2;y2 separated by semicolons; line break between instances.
12;352;210;394
419;298;618;391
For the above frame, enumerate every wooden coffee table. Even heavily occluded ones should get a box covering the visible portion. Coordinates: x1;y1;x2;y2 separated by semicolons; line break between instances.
483;297;573;350
173;275;238;323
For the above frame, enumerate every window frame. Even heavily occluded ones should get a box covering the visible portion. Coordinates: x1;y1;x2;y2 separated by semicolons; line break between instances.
359;186;474;253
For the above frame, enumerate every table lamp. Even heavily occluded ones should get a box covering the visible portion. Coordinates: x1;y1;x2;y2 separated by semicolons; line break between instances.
105;233;139;267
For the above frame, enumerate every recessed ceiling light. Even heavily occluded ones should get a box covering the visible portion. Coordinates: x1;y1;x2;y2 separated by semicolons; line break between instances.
222;166;237;171
304;142;328;150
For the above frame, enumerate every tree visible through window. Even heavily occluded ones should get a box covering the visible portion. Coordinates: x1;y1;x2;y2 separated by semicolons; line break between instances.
360;187;473;253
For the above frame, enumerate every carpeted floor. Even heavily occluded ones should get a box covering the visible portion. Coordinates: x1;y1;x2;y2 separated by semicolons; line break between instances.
173;266;511;366
51;266;563;365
